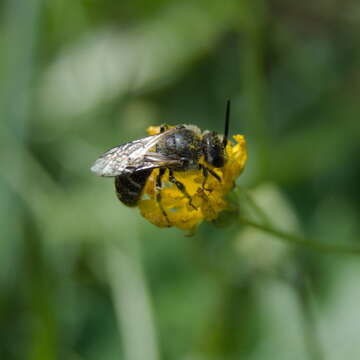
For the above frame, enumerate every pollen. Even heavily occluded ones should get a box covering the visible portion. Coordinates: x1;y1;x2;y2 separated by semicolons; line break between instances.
138;126;247;231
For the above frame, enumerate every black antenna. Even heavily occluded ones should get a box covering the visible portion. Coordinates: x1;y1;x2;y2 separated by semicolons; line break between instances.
223;99;231;147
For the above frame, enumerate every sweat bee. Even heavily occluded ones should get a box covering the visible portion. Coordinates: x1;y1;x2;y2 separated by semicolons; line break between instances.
91;101;232;224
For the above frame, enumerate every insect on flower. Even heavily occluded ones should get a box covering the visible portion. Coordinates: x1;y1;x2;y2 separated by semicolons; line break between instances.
91;101;247;230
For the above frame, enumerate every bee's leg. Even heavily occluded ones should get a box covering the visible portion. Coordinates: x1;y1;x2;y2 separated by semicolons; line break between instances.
199;164;221;190
156;168;170;225
168;170;197;210
198;164;213;192
198;164;211;192
207;167;221;183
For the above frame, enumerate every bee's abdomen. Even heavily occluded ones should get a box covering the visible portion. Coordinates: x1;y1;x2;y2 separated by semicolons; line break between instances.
115;169;152;207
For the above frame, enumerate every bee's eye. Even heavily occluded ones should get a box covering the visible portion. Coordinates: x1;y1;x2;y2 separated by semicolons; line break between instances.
202;132;225;168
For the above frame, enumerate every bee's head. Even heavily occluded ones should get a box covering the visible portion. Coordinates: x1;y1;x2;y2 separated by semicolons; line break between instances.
202;100;231;168
202;131;226;168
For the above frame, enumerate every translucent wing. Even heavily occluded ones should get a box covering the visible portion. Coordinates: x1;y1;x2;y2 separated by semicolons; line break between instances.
133;153;184;172
91;127;182;176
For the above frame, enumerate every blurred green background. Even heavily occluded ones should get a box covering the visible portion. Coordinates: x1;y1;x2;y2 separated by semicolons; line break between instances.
1;0;360;359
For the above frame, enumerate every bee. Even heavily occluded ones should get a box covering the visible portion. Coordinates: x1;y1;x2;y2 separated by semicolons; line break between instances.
91;100;231;224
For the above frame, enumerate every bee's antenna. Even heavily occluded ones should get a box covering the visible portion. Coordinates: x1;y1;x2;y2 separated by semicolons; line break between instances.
223;99;231;147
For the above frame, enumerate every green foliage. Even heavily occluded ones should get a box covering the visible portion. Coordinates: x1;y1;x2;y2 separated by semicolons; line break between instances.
1;0;360;359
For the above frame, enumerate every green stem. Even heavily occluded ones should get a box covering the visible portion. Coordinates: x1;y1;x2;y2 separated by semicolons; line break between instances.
233;187;272;226
296;278;324;360
106;241;160;360
239;216;360;255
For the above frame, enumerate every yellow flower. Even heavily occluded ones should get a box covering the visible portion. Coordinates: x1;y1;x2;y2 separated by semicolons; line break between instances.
137;126;247;231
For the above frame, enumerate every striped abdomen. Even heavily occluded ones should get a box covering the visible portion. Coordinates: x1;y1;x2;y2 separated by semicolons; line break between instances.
114;169;152;207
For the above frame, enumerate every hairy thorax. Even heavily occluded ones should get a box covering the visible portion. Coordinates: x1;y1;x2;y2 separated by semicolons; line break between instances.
156;128;202;171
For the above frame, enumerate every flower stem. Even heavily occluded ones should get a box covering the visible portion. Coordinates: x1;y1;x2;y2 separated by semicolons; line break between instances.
239;216;360;255
106;240;160;360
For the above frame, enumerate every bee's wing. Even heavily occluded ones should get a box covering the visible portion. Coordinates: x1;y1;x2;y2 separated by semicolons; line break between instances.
91;127;180;176
131;153;184;172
